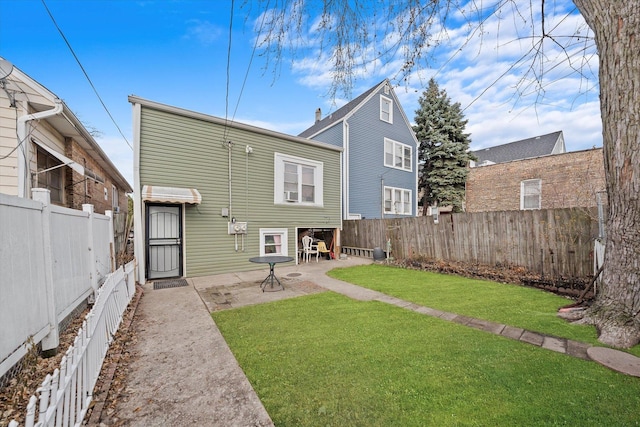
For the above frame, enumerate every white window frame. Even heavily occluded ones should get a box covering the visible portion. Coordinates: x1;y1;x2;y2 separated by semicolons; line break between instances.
380;95;393;124
383;186;412;215
521;179;542;210
384;138;412;172
259;228;288;256
274;153;324;206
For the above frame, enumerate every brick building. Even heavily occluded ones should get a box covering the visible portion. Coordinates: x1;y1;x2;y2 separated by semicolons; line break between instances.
0;58;131;213
465;148;605;212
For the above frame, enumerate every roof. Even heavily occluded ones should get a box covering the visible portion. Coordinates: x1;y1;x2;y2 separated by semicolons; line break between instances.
298;80;387;138
129;95;342;153
2;58;132;192
471;131;564;165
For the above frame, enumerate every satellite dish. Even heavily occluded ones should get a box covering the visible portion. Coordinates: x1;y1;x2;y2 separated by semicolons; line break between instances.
0;59;14;80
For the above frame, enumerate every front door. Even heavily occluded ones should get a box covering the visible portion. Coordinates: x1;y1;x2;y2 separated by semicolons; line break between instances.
146;204;182;280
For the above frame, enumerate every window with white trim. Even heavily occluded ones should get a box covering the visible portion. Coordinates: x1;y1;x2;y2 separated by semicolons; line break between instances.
274;153;323;206
384;138;412;171
380;95;393;123
384;186;412;215
259;228;288;256
521;179;541;210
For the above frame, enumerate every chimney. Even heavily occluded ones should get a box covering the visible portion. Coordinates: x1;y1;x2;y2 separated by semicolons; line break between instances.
315;108;322;123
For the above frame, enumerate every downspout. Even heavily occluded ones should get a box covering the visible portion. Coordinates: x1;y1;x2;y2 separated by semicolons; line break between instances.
343;121;349;219
381;177;385;219
17;98;64;197
131;101;146;284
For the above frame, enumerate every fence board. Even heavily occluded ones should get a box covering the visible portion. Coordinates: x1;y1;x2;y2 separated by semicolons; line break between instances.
1;192;118;382
342;208;598;278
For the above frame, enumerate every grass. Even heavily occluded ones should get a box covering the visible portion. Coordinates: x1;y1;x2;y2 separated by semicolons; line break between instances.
328;264;613;348
213;292;640;426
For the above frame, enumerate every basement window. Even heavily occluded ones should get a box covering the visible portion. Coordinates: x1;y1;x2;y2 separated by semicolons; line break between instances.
259;228;288;256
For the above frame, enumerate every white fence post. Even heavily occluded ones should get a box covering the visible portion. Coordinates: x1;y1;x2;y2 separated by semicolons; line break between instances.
105;209;116;272
10;260;138;426
83;204;99;291
32;188;60;353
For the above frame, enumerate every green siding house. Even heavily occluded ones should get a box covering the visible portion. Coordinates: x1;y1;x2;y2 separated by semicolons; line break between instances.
129;96;342;283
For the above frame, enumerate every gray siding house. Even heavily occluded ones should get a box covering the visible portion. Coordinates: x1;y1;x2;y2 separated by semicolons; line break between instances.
299;79;419;219
130;96;342;282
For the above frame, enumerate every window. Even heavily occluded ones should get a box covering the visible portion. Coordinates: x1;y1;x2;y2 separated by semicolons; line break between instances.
384;138;412;171
36;146;63;203
259;228;288;256
384;186;412;215
380;95;393;123
521;179;541;210
274;153;324;206
112;185;119;210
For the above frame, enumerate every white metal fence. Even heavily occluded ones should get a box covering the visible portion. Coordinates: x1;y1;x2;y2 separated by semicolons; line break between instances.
9;260;136;427
1;190;116;381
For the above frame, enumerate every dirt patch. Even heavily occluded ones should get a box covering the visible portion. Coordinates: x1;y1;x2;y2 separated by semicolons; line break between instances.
200;279;327;312
0;306;90;426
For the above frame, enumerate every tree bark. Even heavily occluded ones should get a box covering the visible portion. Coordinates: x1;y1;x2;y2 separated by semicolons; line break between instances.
573;0;640;348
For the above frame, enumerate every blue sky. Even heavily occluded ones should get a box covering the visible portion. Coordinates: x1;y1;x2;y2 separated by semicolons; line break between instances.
0;0;602;187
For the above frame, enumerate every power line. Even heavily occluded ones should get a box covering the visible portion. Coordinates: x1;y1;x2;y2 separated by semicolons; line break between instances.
41;0;133;150
230;0;270;122
222;0;235;142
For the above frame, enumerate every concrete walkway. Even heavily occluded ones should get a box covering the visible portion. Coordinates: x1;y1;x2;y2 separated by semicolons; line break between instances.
105;256;640;425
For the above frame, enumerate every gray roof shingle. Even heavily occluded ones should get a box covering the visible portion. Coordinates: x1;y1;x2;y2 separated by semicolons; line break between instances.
472;131;564;165
298;80;387;138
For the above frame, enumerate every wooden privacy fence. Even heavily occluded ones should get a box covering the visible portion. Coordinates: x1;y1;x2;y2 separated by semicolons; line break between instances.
9;261;136;427
341;208;599;278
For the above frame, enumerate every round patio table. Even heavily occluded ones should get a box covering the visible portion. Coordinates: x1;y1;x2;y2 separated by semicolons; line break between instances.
249;256;294;292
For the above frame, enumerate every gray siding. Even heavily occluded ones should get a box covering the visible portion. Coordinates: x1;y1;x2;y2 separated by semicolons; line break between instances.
139;107;341;276
347;91;417;219
332;89;417;218
308;122;343;147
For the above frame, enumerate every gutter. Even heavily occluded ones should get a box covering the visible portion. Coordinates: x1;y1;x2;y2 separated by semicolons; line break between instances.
17;98;64;197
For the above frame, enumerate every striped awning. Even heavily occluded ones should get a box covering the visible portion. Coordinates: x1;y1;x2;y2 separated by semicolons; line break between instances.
142;185;202;204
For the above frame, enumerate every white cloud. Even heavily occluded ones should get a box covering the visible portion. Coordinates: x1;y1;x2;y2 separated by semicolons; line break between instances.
183;20;222;45
255;0;601;152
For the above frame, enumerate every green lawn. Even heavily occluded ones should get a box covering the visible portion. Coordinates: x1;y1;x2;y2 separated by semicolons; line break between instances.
329;264;640;356
213;273;640;426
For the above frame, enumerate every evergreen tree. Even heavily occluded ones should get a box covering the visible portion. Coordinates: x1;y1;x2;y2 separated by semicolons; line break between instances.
413;78;474;213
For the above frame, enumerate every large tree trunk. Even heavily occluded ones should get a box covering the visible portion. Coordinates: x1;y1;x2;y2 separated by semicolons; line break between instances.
573;1;640;348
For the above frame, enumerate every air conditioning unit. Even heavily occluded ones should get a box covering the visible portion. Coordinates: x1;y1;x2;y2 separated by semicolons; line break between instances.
285;191;298;202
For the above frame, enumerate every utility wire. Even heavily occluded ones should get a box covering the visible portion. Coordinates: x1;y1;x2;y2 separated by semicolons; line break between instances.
230;0;270;122
41;0;133;150
222;0;235;142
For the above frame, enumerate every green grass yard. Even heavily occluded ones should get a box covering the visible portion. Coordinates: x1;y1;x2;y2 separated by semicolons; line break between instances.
212;265;640;426
329;264;640;355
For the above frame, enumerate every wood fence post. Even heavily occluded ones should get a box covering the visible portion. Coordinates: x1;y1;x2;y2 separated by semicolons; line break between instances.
32;188;59;354
83;204;99;291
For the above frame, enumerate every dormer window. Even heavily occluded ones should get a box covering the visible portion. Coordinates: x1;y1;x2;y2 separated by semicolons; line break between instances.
380;95;393;123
